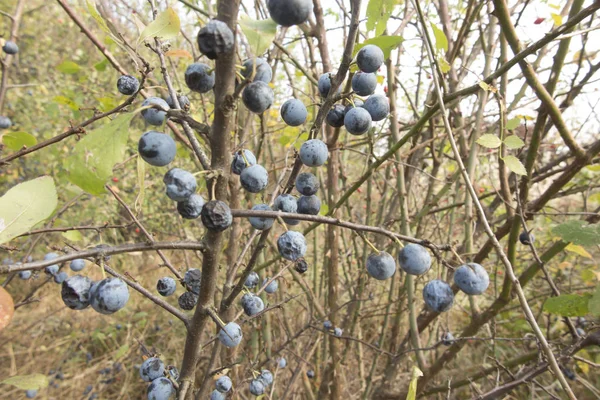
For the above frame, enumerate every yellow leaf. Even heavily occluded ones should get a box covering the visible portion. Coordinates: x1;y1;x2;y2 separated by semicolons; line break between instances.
139;8;180;44
551;13;563;27
406;366;423;400
558;261;572;270
566;243;592;259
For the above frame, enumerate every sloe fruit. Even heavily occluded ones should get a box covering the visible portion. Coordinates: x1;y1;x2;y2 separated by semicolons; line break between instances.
351;72;377;96
197;20;234;60
363;94;389;121
423;280;454;313
262;278;279;294
210;390;225;400
441;331;454;346
281;98;308;126
267;0;312;27
259;370;273;386
138;131;176;166
241;293;265;316
215;376;232;393
297;195;321;215
163;168;197;201
323;320;332;330
89;277;130;315
398;244;431;276
295;172;319;196
70;259;86;272
307;370;315;378
140;357;165;382
166;94;190;110
344;99;364;115
0;116;11;129
61;275;93;310
248;204;275;230
334;327;343;337
274;194;299;225
185;63;215;93
277;231;307;261
318;72;341;98
231;149;257;175
454;263;489;295
157;277;177;297
241;58;272;83
240;164;269;193
295;259;308;274
366;251;396;280
278;357;287;368
2;41;18;55
25;389;37;398
117;75;139;95
299;139;329;167
19;270;31;280
249;379;265;395
326;104;346;128
357;45;384;73
519;231;534;245
344;107;372;135
201;200;233;232
177;194;205;220
242;81;274;114
245;271;260;288
218;322;243;347
178;292;198;310
44;252;60;275
141;97;169;126
184;268;202;295
146;377;173;400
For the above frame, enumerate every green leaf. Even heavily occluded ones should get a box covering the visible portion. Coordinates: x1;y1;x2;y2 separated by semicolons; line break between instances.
53;95;79;111
589;285;600;317
2;131;37;151
239;15;277;56
56;61;81;74
62;230;83;242
94;58;109;72
0;177;58;244
353;36;404;60
553;221;600;247
476;134;501;149
64;113;136;195
565;243;592;258
1;374;49;390
366;0;397;36
543;294;591;317
503;155;527;175
438;56;451;73
406;366;423;400
114;344;129;359
320;203;329;216
503;135;525;150
86;0;111;34
430;23;448;52
139;7;180;43
506;117;520;130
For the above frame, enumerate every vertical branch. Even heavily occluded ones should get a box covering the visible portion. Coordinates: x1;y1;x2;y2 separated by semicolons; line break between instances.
177;1;241;399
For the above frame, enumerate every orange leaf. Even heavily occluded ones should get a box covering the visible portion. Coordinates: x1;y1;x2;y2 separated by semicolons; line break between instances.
165;49;193;59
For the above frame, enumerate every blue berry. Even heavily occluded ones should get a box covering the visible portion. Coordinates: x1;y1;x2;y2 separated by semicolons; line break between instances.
259;370;273;386
197;20;234;60
351;72;377;96
281;98;308;126
44;252;60;275
3;41;18;55
61;275;93;310
323;320;332;330
138;131;176;167
70;259;86;272
178;292;198;310
423;280;454;313
243;81;274;114
184;269;202;295
157;277;177;296
89;277;130;315
117;75;139;95
231;149;257;175
278;357;287;368
267;0;312;27
326;104;346;128
454;263;489;295
25;389;37;398
19;270;32;280
201;200;233;232
245;271;260;288
177;194;205;220
146;377;173;400
249;379;265;395
343;99;364;115
366;251;396;280
334;327;343;337
274;194;299;225
356;45;384;73
318;73;341;98
185;63;215;93
519;231;534;245
363;94;389;121
241;58;273;83
166;94;190;110
295;172;319;196
210;390;225;400
140;357;165;382
441;331;454;346
141;97;169;126
163;168;197;201
262;278;279;294
398;244;431;276
54;272;68;284
0;116;11;129
344;107;372;135
297;195;321;215
215;376;232;393
248;204;275;230
299;139;328;167
240;164;269;193
307;370;315;378
277;231;307;261
218;322;243;348
241;293;265;316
